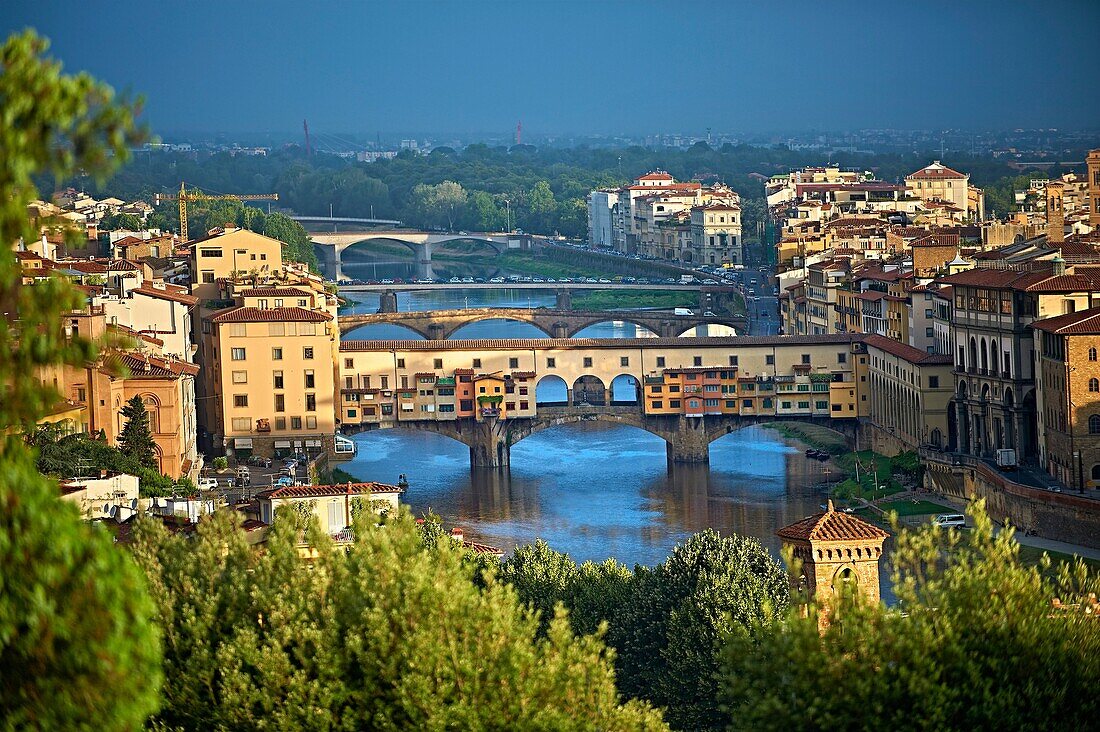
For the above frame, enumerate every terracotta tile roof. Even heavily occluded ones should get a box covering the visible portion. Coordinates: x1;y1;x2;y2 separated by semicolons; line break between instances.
131;284;199;306
61;260;108;273
865;334;954;365
342;334;864;353
912;233;959;248
637;172;674;181
113;351;199;378
936;268;1051;289
112;235;143;247
256;481;404;500
907;162;967;180
1023;274;1100;293
1031;306;1100;335
777;503;890;542
210;306;331;323
108;323;165;347
239;287;313;297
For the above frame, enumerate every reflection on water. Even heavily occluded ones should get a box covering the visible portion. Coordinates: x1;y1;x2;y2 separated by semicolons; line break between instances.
343;423;840;566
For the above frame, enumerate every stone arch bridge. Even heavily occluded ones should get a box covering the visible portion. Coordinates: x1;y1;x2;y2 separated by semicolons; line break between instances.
313;230;533;280
337;307;746;339
343;405;861;468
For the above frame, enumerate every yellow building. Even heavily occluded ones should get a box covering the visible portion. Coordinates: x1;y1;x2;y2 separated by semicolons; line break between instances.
189;228;283;299
1033;307;1100;490
208;304;337;459
864;334;954;453
906;161;979;221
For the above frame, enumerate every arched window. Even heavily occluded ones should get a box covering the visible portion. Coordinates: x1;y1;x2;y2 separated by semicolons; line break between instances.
1090;415;1100;434
1090;378;1099;393
1090;347;1098;362
1092;464;1100;481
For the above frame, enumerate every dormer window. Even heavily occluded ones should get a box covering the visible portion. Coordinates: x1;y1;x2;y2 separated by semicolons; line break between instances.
258;299;268;309
275;299;283;308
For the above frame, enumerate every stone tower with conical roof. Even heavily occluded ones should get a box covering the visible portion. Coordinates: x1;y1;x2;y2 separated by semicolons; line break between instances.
777;500;889;613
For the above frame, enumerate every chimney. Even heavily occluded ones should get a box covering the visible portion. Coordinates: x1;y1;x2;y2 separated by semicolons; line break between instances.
1089;149;1100;229
1052;255;1066;277
1047;180;1065;245
451;527;464;543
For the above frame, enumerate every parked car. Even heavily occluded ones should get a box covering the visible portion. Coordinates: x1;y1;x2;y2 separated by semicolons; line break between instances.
933;513;966;528
235;466;251;487
198;477;219;491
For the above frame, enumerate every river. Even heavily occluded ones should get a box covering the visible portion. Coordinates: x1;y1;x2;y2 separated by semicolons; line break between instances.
334;282;873;582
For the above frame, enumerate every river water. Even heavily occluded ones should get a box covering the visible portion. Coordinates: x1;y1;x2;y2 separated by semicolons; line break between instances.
335;279;857;575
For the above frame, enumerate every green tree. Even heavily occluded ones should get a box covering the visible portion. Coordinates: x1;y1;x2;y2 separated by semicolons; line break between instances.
527;179;557;232
0;30;162;729
118;394;157;469
408;180;467;230
610;530;789;731
130;510;667;730
99;211;143;231
720;502;1100;731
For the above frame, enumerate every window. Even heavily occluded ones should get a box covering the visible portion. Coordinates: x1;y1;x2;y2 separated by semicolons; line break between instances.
227;323;246;337
1091;347;1098;362
743;399;752;407
272;347;283;360
781;401;792;409
306;394;316;411
231;417;250;431
291;416;303;430
305;370;315;388
273;371;284;389
798;401;811;409
621;356;630;367
233;394;248;407
303;347;314;360
669;399;681;408
547;357;556;368
762;398;773;408
801;354;811;364
929;376;940;388
766;355;774;365
473;358;482;368
434;358;443;369
509;357;519;368
347;408;357;418
439;404;455;413
200;248;222;258
345;358;354;369
274;417;286;430
1090;415;1100;434
1090;378;1099;393
519;401;529;410
837;352;846;364
231;347;246;361
729;355;738;366
656;357;666;367
651;401;663;409
275;394;285;412
693;356;702;366
201;271;215;283
816;400;828;410
506;402;515;411
305;416;317;429
232;370;247;384
460;399;473;411
345;376;354;389
583;357;593;367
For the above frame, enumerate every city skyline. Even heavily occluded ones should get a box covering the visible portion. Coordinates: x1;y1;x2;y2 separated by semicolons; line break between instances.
6;0;1100;137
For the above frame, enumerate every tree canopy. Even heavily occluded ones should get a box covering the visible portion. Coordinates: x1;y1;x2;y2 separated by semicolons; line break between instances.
129;510;667;730
118;394;157;470
719;502;1100;731
0;29;162;729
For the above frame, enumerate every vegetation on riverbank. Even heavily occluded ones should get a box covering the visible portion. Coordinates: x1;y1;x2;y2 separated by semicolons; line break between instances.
763;421;848;454
572;289;694;310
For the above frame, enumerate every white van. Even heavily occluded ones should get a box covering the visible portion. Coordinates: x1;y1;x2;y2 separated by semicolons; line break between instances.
933;513;966;528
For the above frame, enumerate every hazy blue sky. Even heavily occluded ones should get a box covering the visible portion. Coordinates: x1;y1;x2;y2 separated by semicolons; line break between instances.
5;1;1099;137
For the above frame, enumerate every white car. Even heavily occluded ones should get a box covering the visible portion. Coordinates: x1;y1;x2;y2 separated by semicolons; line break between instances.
198;477;219;491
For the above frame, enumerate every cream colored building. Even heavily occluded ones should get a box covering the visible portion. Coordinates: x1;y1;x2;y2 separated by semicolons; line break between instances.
906;161;982;221
255;482;406;535
864;334;954;452
189;228;283;299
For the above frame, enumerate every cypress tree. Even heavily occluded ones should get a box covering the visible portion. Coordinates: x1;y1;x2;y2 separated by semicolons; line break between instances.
119;394;158;470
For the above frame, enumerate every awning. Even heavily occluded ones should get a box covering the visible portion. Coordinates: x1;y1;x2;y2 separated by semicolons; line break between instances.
305;439;321;447
233;438;253;448
274;440;292;448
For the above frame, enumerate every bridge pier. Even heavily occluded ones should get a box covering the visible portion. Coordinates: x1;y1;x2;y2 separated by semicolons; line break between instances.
555;289;573;310
468;419;510;468
427;323;446;340
657;321;679;338
552;322;570;338
378;290;398;313
665;416;711;463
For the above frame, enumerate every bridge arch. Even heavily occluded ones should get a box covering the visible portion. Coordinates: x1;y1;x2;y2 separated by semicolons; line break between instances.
343;322;431;341
571;375;607;406
535;375;569;405
340;237;423;261
572;320;659;338
610;374;640;404
448;317;554;340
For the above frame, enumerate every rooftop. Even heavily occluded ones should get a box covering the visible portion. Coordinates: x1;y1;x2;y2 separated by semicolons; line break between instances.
210;306;332;323
864;334;954;365
777;500;890;542
256;481;405;500
1031;306;1100;336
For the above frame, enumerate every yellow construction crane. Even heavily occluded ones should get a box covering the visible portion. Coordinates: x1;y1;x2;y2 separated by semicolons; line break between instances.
154;182;278;242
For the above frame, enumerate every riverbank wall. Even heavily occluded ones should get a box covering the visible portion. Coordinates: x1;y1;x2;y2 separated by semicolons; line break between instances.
924;454;1100;549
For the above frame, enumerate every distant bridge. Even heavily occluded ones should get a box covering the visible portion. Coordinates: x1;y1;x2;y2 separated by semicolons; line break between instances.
291;215;404;227
311;229;537;280
337;307;745;339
